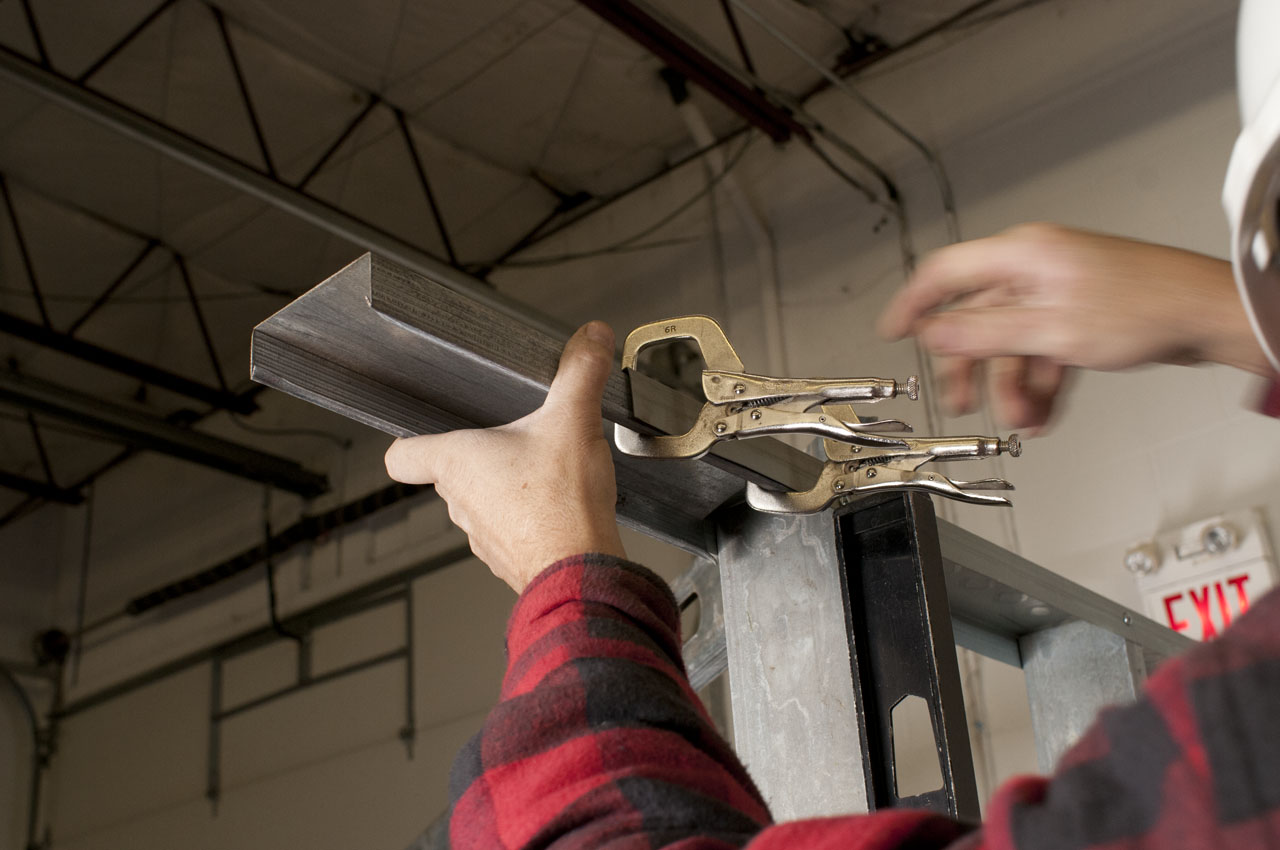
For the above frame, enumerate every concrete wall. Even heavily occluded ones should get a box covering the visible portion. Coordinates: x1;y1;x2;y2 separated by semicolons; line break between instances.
2;0;1272;844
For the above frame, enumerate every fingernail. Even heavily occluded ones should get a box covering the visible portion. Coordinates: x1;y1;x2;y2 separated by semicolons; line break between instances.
584;321;612;347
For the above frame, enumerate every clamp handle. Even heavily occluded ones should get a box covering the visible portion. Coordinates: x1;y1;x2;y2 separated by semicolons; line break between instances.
745;464;1015;515
702;372;917;405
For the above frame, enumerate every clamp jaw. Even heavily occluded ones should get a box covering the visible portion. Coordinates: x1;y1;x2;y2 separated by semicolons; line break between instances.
617;316;1022;514
615;316;918;459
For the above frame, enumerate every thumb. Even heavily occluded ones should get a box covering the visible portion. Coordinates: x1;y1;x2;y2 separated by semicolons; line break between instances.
384;431;460;484
543;321;615;425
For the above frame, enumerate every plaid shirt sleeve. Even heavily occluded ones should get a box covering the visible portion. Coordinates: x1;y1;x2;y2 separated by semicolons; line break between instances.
1260;378;1280;418
449;554;1280;850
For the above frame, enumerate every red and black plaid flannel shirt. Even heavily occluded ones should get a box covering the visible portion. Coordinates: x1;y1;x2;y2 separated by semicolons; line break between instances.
449;551;1280;849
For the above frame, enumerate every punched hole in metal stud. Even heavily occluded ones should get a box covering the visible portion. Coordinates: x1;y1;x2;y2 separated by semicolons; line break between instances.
891;694;944;798
679;593;701;641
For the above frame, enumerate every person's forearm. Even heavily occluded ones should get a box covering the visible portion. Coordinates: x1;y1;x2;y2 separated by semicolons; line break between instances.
449;554;772;850
1177;253;1273;376
978;583;1280;849
451;552;1280;850
449;555;971;850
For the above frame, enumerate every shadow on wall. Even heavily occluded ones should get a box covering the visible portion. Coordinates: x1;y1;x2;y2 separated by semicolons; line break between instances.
779;7;1236;249
947;14;1236;211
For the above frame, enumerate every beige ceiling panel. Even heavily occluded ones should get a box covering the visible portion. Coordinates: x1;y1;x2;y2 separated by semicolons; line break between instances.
215;0;416;93
381;0;561;96
400;120;549;262
0;0;40;62
449;178;555;267
385;0;582;112
0;99;165;235
31;0;173;78
408;8;612;172
224;22;374;185
179;201;360;298
0;183;151;332
302;107;448;261
0;192;44;327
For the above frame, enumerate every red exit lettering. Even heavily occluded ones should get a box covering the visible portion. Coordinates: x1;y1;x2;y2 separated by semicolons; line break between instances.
1161;574;1251;640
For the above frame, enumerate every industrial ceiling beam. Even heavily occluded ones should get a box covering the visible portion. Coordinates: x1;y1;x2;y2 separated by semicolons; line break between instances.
0;310;256;414
0;468;83;504
0;369;327;497
574;0;809;143
0;45;566;341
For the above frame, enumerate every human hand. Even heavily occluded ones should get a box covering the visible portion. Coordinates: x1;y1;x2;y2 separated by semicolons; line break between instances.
383;321;625;593
878;224;1269;431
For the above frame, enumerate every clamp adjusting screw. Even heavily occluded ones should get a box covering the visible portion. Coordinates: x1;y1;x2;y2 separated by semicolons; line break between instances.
904;375;920;401
1000;434;1022;457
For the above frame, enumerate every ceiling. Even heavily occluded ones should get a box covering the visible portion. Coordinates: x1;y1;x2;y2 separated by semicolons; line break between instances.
0;0;1011;527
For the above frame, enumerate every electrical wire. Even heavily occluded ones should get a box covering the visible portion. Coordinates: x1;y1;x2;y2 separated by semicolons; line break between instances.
497;132;757;268
0;250;298;305
227;412;352;448
70;483;94;687
503;125;751;261
0;662;44;850
493;235;704;268
382;0;535;89
955;0;1054;30
802;137;948;482
727;0;961;244
704;154;731;330
804;140;913;265
704;0;971;525
395;2;580;111
844;1;1054;84
533;23;603;169
624;3;917;281
727;0;1045;542
0;286;287;304
0;176;299;312
262;486;302;644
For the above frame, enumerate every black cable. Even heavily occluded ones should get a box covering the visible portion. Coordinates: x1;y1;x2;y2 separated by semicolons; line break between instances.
227;413;352;449
70;484;94;687
718;0;758;75
804;136;917;275
492;236;704;269
262;487;302;644
957;0;1053;29
497;134;756;269
730;0;960;243
0;287;287;303
804;141;887;212
853;0;1055;83
1;664;44;850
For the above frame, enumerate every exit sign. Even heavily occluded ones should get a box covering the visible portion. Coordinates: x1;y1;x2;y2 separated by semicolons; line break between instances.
1132;510;1277;642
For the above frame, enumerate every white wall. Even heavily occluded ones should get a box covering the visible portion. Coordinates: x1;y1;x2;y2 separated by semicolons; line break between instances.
3;0;1273;843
